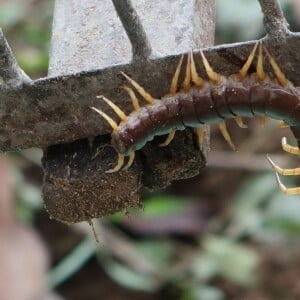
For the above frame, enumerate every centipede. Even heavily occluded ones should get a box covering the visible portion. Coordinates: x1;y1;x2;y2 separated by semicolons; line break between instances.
91;41;300;195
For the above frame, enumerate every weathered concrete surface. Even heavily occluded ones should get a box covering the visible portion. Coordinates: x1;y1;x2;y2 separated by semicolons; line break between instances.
49;0;215;74
42;0;215;223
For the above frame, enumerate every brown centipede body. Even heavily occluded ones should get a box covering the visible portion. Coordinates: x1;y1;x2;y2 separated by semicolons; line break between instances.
92;41;300;195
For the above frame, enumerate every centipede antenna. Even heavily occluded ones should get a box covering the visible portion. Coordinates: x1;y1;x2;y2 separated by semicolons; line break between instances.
256;42;265;82
263;45;288;87
195;127;204;146
121;72;155;104
97;95;127;121
106;153;125;173
234;116;248;128
200;49;221;84
278;120;289;128
183;52;191;91
258;116;267;126
218;121;236;150
267;154;300;175
274;172;300;195
191;51;204;87
123;151;135;170
91;107;119;131
239;42;259;79
122;85;140;111
282;137;300;155
169;55;184;95
159;129;176;147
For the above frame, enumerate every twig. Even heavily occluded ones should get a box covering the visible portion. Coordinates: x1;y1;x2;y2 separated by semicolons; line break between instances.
0;29;31;86
111;0;152;61
258;0;290;39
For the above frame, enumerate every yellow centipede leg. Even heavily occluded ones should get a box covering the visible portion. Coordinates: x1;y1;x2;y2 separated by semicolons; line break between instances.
159;129;176;147
267;139;300;195
183;52;191;91
91;107;119;131
258;116;267;126
97;95;127;121
200;49;221;84
263;45;288;87
168;55;184;96
278;120;289;128
123;152;135;170
121;72;155;105
267;154;300;176
106;154;125;173
123;85;140;111
195;127;204;147
218;121;236;151
239;42;259;79
282;137;300;155
274;172;300;195
256;41;265;82
191;51;204;87
234;116;248;128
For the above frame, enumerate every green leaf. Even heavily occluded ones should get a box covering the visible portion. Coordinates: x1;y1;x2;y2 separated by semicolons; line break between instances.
192;235;259;287
102;261;159;292
109;196;189;222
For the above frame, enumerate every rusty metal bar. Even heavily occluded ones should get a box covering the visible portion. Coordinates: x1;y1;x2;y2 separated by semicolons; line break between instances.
0;29;30;86
111;0;152;61
258;0;290;38
2;35;300;152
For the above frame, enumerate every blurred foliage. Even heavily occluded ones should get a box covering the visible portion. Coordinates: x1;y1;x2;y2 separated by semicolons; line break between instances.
0;0;54;78
216;0;296;43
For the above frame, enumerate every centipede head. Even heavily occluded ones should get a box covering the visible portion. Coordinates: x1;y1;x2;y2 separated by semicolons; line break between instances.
111;129;128;155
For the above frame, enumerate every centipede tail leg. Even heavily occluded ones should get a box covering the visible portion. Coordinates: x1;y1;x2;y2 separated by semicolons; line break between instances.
267;154;300;175
274;173;300;195
267;137;300;195
106;154;125;173
282;137;300;155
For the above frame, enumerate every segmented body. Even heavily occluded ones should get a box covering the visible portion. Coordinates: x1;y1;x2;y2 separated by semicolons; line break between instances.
92;41;300;195
112;76;300;155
